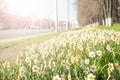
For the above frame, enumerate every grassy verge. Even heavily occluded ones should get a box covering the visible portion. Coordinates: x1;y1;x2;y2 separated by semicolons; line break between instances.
0;31;63;50
0;29;120;79
0;26;120;79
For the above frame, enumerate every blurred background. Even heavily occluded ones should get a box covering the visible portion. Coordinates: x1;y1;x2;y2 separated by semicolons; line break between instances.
0;0;77;30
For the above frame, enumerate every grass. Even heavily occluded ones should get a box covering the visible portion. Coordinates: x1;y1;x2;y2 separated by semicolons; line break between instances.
96;24;120;32
1;23;120;50
0;29;81;62
0;28;81;50
0;31;66;62
0;31;63;50
0;29;120;79
0;23;120;53
0;24;120;79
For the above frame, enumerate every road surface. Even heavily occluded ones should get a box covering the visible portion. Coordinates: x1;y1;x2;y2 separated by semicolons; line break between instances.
0;29;54;42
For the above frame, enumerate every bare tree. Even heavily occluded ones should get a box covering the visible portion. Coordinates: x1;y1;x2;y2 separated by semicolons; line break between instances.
77;0;119;27
77;0;101;26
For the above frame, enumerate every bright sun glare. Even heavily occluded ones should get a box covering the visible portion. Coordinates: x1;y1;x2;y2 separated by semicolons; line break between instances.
5;0;50;18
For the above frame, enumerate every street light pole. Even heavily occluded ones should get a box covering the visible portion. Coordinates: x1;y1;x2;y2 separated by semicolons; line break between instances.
66;0;69;30
55;0;58;32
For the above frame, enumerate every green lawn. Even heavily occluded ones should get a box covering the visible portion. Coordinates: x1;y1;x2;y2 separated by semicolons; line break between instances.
96;24;120;32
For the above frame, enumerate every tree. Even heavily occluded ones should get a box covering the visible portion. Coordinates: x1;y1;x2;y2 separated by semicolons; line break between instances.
77;0;119;27
77;0;101;26
101;0;112;26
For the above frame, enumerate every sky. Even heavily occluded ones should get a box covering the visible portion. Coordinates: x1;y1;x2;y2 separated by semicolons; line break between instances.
4;0;77;23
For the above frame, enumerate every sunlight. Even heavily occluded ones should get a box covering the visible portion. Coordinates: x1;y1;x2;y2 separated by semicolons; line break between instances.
5;0;50;18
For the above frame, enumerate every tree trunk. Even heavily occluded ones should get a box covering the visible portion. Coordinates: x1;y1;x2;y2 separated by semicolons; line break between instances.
108;0;112;26
105;18;109;26
102;0;113;26
108;17;112;26
102;19;105;25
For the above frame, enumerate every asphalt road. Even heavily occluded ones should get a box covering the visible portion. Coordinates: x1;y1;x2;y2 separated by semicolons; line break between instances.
0;29;54;42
